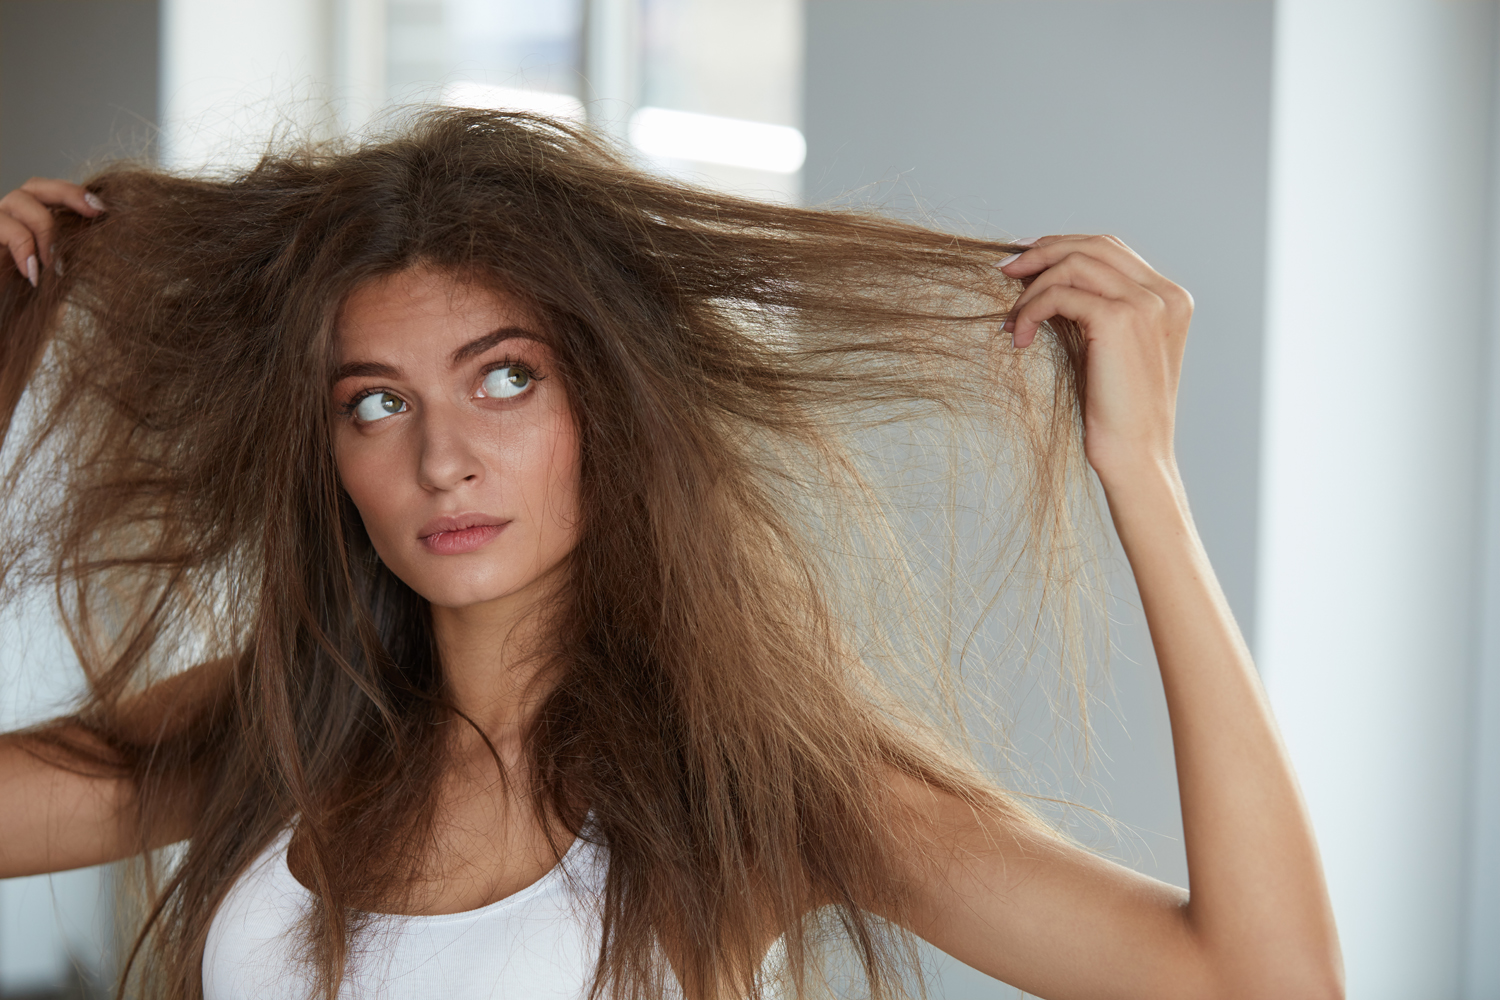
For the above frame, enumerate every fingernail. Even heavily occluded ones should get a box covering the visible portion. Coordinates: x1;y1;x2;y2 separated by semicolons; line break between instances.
1016;236;1039;246
84;192;106;212
25;255;38;287
996;253;1020;268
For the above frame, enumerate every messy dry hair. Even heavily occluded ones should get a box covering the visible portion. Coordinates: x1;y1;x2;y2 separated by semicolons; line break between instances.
0;109;1098;999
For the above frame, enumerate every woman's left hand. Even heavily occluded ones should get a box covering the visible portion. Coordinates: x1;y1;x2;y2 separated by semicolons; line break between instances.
999;235;1193;486
948;235;1343;1000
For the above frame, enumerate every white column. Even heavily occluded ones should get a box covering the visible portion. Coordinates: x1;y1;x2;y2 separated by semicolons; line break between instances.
1259;2;1493;996
1463;13;1500;997
159;0;335;169
584;0;641;137
334;0;388;135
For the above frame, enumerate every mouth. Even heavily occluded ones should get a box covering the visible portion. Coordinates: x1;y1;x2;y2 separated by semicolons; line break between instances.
417;513;510;555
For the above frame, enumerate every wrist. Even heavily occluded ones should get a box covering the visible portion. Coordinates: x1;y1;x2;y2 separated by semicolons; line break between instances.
1094;455;1201;563
1090;450;1182;497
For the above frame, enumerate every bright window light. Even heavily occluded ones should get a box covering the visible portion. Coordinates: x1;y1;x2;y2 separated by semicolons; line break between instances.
628;107;806;174
441;81;585;120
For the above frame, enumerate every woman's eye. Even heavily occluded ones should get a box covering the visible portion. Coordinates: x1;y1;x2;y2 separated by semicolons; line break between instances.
480;366;533;399
352;392;407;422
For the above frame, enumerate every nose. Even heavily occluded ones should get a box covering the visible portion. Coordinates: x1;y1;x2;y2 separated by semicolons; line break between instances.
416;403;484;492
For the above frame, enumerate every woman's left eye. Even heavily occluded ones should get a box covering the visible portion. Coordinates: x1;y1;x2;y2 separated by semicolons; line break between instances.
479;365;534;400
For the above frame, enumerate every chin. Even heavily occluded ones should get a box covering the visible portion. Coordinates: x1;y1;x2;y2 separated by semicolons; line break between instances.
405;577;522;610
398;557;568;611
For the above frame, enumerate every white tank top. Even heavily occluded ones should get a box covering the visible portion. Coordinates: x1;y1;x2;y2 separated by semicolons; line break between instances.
203;829;610;999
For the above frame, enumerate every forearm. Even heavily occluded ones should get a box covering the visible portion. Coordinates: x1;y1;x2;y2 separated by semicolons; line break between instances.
1101;458;1341;998
0;728;137;877
0;661;230;877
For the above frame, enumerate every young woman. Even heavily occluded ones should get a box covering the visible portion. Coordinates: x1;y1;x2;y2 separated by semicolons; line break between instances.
0;110;1340;1000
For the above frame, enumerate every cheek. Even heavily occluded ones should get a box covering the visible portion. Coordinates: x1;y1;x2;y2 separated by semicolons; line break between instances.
334;435;405;545
525;411;583;537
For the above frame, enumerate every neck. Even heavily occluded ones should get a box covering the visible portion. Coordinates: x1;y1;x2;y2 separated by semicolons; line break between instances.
429;564;568;739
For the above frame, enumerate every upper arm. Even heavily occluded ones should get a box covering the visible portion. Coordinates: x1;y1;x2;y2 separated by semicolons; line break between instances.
0;656;234;879
884;774;1219;1000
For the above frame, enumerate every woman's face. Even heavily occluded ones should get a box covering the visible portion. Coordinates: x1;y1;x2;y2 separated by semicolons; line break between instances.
331;266;582;611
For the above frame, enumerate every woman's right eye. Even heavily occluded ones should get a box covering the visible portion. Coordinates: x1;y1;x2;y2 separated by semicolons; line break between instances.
352;392;407;422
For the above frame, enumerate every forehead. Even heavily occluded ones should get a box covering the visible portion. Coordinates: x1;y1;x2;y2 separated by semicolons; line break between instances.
334;267;540;360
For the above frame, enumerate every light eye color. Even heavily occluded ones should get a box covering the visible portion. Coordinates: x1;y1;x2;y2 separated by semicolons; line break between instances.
480;366;533;399
353;392;406;422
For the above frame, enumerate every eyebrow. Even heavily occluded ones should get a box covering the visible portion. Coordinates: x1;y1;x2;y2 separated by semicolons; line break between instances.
331;360;399;382
449;326;535;365
331;326;539;384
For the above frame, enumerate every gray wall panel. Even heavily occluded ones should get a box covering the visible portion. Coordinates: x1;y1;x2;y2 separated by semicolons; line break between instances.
0;0;159;191
805;3;1273;994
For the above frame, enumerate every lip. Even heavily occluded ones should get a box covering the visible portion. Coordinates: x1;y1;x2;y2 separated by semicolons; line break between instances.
417;513;510;555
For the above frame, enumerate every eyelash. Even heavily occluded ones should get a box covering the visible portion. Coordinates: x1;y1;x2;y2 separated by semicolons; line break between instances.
337;356;545;419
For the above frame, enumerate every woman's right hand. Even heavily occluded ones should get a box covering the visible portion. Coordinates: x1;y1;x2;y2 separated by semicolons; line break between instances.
0;178;106;287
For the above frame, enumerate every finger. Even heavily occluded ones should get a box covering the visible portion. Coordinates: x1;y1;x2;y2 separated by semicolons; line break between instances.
0;190;59;268
1008;284;1123;349
0;213;40;286
1009;251;1153;320
17;177;106;217
1000;234;1162;289
1001;234;1153;282
995;233;1069;264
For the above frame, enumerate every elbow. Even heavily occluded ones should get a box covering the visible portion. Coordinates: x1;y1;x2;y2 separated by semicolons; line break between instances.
1232;957;1345;1000
1286;940;1345;1000
1196;936;1344;1000
1284;969;1344;1000
1307;963;1346;1000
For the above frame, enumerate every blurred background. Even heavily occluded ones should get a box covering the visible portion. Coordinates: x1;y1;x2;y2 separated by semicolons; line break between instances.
0;0;1496;997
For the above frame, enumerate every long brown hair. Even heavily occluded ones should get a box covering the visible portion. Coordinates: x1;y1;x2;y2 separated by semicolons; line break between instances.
0;109;1096;1000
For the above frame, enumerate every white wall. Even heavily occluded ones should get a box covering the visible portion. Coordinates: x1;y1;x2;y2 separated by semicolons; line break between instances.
1260;3;1494;997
